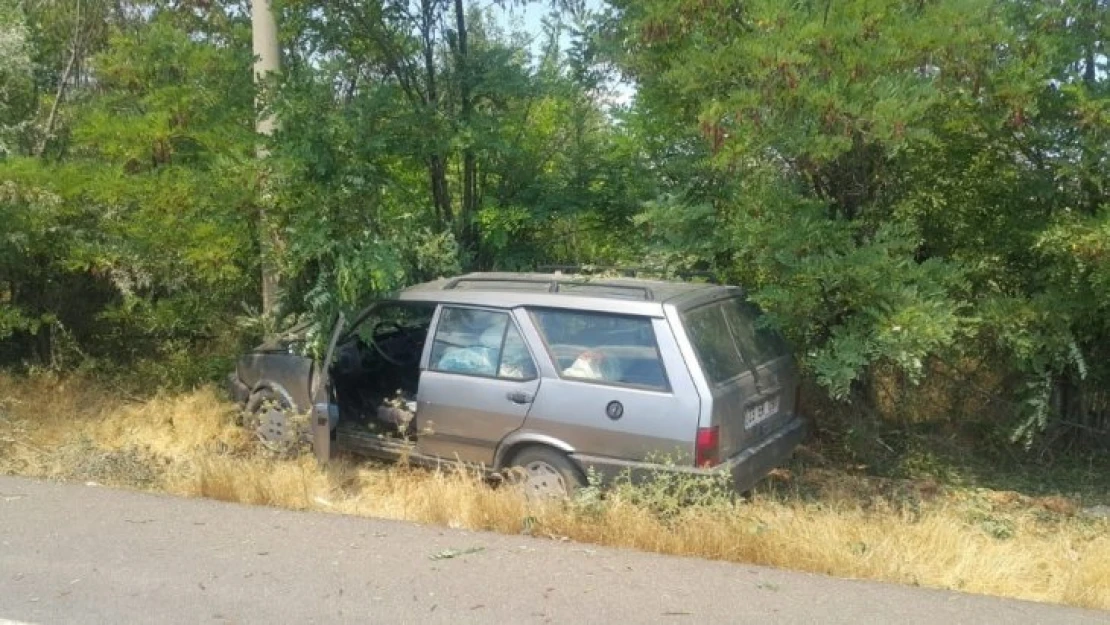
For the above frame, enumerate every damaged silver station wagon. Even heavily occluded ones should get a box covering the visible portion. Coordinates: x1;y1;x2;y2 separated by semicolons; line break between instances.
227;272;807;497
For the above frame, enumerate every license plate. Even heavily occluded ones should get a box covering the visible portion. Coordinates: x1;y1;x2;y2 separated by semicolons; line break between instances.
744;396;780;429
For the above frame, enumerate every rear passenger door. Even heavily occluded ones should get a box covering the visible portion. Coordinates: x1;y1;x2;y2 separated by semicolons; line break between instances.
518;309;700;463
416;306;541;466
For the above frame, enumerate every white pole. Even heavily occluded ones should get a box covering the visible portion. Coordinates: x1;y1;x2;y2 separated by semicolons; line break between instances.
251;0;281;317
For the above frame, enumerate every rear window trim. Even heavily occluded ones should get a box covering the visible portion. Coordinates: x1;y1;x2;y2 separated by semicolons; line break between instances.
526;307;674;394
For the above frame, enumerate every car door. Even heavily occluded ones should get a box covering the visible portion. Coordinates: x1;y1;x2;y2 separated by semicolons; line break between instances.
416;305;541;466
310;312;347;463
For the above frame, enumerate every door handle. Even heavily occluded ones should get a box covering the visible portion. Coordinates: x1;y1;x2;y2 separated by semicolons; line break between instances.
506;390;534;405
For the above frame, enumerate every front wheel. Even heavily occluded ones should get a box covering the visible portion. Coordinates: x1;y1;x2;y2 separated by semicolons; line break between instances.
507;446;586;500
243;389;305;456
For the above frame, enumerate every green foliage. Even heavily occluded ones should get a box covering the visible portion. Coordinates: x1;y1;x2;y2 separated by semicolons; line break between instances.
263;0;652;342
0;0;34;155
2;0;1107;453
1;4;257;382
609;462;738;520
606;0;1110;445
1;0;648;384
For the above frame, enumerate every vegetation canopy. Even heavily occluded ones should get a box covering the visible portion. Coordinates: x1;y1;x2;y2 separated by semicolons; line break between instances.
1;0;1108;456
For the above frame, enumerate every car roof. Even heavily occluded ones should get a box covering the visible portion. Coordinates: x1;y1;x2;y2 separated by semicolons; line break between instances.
396;272;736;316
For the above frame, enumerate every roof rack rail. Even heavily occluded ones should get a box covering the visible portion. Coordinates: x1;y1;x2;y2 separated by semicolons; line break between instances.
443;273;655;300
537;265;719;283
443;275;558;292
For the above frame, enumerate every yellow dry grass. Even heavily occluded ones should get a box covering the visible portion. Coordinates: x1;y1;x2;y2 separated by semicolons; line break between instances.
1;373;1107;611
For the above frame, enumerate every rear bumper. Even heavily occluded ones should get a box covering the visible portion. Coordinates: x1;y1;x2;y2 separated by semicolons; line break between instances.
570;415;807;492
721;415;807;492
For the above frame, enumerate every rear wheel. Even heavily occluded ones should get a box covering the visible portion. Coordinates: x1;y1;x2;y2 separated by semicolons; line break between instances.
507;446;586;500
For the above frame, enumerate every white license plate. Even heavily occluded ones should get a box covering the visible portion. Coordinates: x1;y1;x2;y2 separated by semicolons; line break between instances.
744;396;780;429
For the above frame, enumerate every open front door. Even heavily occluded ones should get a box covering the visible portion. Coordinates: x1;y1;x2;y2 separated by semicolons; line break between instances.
311;313;347;464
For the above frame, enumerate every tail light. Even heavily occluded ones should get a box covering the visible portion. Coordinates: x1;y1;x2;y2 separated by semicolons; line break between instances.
696;426;720;467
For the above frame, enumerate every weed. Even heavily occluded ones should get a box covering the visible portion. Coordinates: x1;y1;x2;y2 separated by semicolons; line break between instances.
1;372;1108;611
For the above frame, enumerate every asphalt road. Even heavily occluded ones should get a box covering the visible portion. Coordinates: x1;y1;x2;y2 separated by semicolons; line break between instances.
0;476;1106;625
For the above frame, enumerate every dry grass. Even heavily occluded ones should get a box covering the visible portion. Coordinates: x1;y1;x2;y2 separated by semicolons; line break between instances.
1;373;1108;611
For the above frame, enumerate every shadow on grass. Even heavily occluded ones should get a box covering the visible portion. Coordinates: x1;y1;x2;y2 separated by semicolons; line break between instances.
788;411;1109;506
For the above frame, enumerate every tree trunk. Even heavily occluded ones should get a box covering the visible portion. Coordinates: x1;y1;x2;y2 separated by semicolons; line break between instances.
1080;0;1100;215
427;154;452;224
421;0;453;227
36;0;83;158
252;0;282;318
454;0;478;262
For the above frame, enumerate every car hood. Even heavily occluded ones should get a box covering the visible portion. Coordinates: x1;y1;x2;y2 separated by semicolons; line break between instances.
253;319;312;353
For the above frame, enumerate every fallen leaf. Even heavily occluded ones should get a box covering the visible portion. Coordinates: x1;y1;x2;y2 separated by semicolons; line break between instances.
429;546;485;561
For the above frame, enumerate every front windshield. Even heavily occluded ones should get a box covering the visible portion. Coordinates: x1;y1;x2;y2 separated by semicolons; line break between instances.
351;301;436;344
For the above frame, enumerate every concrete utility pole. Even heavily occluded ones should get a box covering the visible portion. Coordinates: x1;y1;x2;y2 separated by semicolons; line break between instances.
252;0;281;317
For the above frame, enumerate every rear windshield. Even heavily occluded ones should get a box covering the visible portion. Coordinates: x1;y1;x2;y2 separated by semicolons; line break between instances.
681;298;786;386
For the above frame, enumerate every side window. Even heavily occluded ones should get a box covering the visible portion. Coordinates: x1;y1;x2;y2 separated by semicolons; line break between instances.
430;307;537;380
530;309;669;391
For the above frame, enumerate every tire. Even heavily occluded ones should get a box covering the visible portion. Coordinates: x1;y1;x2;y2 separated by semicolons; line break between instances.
507;446;586;499
244;389;299;450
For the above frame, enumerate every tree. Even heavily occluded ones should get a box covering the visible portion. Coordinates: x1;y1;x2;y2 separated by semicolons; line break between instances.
263;0;649;332
1;2;258;382
603;0;1110;444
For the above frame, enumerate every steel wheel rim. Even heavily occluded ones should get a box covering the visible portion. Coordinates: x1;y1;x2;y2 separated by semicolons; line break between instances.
522;460;568;499
259;406;286;442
